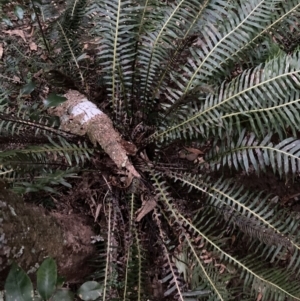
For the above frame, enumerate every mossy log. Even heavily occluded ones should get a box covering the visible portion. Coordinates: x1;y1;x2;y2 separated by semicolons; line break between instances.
48;89;140;178
0;185;96;289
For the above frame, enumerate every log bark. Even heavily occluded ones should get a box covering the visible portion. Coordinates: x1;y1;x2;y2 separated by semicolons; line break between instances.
0;185;96;289
48;90;140;178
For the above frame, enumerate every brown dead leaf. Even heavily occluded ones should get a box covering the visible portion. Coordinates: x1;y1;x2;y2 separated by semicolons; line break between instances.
179;147;204;161
197;157;205;164
203;258;213;264
33;69;44;78
179;147;204;162
3;30;26;42
12;76;21;83
215;263;226;274
186;153;198;161
29;42;37;51
231;235;236;246
184;147;204;155
135;194;157;222
40;54;48;60
94;203;102;222
121;139;137;156
0;43;3;59
120;170;134;188
178;150;187;159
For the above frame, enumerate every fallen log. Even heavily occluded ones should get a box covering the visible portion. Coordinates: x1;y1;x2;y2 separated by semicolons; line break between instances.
48;90;140;178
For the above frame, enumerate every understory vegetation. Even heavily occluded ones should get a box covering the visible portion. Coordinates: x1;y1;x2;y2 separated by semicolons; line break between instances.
1;0;300;300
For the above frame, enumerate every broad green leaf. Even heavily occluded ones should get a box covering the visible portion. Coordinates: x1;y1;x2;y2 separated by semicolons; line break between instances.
43;94;67;108
37;258;57;301
51;289;74;301
20;82;36;95
77;281;102;301
14;6;24;20
4;263;34;301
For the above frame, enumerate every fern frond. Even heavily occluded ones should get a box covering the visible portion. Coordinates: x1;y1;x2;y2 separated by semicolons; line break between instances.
228;1;300;64
154;52;300;143
162;0;282;114
102;199;115;301
162;171;300;273
270;1;300;53
137;0;211;102
184;233;233;301
152;206;186;300
152;175;229;299
207;130;300;178
50;0;87;84
90;207;118;289
57;21;84;84
0;107;75;140
123;193;148;301
0;136;92;167
12;167;79;194
0;135;92;193
93;0;141;116
151;175;235;300
152;173;300;300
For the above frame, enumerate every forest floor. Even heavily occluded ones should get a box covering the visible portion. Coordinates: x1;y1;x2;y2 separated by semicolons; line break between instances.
2;1;300;298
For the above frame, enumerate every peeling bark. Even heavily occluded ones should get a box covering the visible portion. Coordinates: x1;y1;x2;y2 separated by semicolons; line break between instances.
0;186;97;288
48;90;140;178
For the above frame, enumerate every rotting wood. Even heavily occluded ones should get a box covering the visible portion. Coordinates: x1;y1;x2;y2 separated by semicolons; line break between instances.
48;90;140;178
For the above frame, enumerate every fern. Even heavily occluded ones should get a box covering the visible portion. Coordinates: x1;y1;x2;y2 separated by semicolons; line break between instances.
2;0;300;300
206;129;300;178
153;172;300;300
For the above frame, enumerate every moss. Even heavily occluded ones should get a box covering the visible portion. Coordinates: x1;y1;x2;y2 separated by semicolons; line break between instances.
0;186;64;285
0;185;97;289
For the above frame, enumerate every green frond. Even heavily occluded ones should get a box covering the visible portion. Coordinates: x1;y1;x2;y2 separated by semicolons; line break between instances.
0;136;92;194
12;167;79;194
152;206;186;300
229;1;300;64
162;0;282;114
206;130;300;178
87;197;125;299
152;173;300;301
271;1;300;52
151;175;227;299
183;234;233;301
136;0;211;101
154;52;300;143
0;136;92;167
151;175;235;300
151;0;234;112
92;0;142;114
162;171;300;273
56;22;84;84
102;200;114;301
0;106;70;139
37;0;60;22
123;193;148;301
253;39;286;64
51;0;87;83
